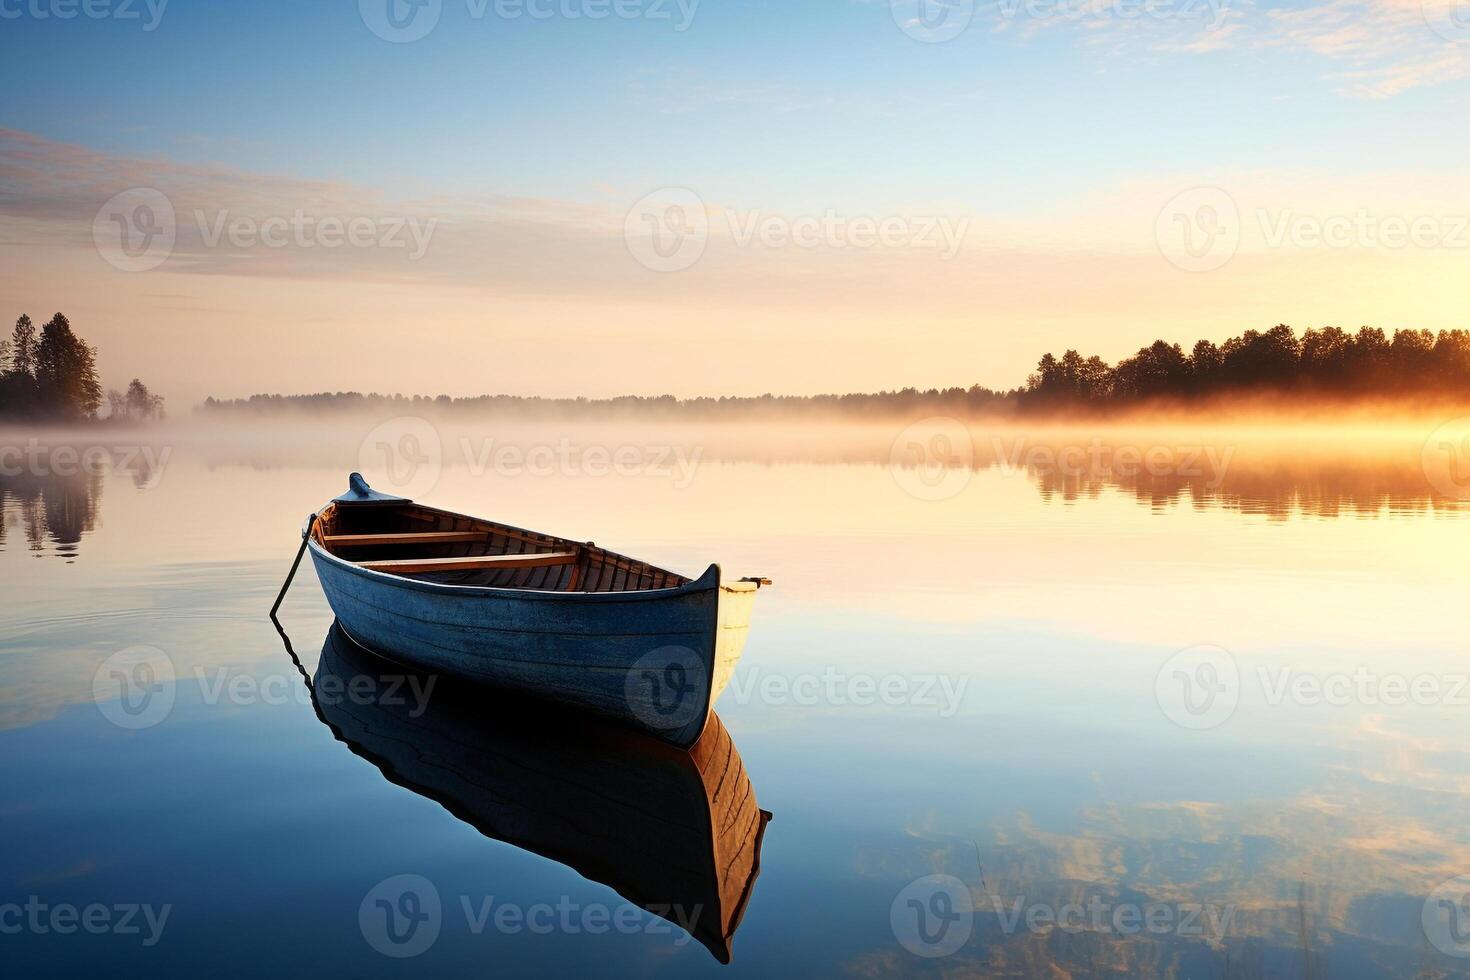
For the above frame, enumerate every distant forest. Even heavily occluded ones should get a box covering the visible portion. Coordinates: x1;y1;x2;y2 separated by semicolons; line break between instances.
198;324;1470;418
1;313;164;423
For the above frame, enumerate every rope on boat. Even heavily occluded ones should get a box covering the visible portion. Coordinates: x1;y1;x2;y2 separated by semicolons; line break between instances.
269;513;318;619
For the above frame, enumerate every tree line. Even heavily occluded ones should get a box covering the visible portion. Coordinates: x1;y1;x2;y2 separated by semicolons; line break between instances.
198;324;1470;418
1;313;164;422
1024;324;1470;406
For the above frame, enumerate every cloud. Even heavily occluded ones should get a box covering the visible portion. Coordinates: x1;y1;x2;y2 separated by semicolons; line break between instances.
1260;0;1470;97
979;0;1470;98
0;126;636;294
7;124;1470;408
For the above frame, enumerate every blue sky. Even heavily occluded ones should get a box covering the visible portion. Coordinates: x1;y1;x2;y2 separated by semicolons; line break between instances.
6;0;1468;208
2;0;1468;402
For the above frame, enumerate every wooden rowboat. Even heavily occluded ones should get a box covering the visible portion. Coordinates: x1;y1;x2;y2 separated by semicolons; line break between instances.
304;473;768;747
310;624;772;963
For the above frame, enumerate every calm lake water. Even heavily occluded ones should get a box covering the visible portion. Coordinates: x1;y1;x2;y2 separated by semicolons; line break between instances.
3;418;1470;978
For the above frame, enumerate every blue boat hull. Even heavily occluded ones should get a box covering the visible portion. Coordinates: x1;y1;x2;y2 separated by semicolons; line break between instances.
308;541;752;746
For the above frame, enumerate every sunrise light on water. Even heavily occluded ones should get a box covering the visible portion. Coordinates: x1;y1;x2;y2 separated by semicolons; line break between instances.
3;1;1470;977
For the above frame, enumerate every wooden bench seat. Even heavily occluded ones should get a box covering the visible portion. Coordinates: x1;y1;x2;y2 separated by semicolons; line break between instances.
326;531;489;547
358;552;578;575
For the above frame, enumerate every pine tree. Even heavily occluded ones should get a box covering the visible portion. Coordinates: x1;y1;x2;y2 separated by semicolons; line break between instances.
9;314;36;377
35;313;103;420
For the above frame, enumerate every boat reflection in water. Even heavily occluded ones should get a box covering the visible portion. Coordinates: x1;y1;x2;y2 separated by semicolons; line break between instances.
309;623;772;963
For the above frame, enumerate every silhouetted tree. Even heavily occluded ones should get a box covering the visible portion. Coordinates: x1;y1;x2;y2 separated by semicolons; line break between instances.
1026;350;1113;404
1219;325;1301;387
1019;323;1470;410
1344;326;1391;390
1432;329;1470;387
102;379;166;421
9;314;36;377
125;378;164;420
173;320;1470;418
1189;339;1223;390
1299;326;1350;386
31;313;103;420
1113;340;1190;400
1389;328;1436;387
0;314;42;416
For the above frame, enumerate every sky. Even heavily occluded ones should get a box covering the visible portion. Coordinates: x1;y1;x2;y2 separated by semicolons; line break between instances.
1;0;1469;406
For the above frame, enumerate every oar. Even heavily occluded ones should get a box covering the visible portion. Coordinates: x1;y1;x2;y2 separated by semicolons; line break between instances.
269;513;318;619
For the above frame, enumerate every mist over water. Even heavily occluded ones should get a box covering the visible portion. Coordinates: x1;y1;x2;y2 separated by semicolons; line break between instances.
2;415;1470;976
6;411;1465;527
